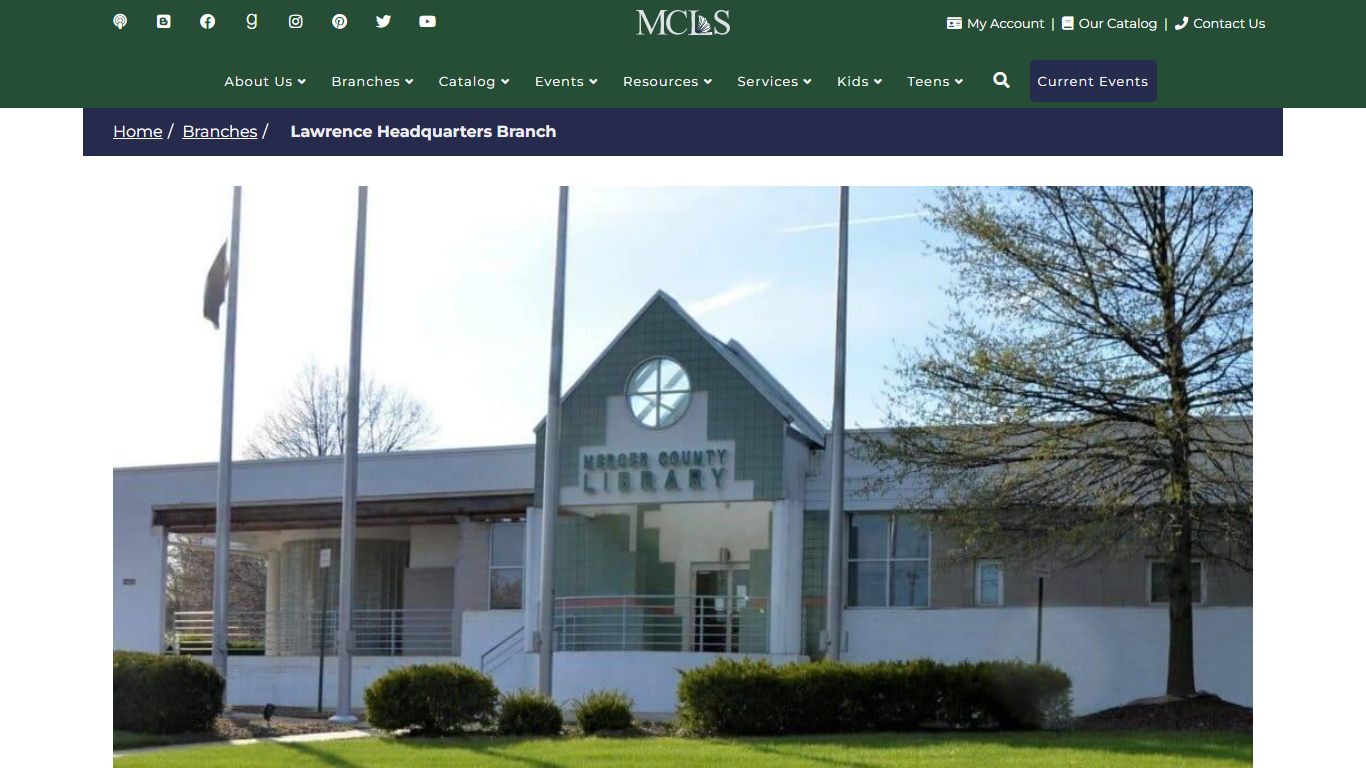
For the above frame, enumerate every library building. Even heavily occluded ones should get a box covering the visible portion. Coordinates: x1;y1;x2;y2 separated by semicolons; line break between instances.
113;291;1251;716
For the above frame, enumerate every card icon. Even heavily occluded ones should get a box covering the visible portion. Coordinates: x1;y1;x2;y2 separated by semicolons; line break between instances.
946;16;963;30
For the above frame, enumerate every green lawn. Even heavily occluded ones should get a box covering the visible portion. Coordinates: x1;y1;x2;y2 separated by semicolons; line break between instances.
115;731;1251;767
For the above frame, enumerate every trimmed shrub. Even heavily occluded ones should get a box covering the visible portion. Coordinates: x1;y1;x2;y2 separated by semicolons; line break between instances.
676;657;1071;735
939;661;994;728
784;661;871;734
862;659;945;731
573;689;634;734
497;689;563;735
113;650;224;734
677;658;787;735
363;662;498;734
972;660;1073;729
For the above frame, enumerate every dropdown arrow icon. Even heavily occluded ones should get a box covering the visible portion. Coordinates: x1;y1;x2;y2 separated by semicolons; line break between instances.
404;78;414;85
703;78;712;85
297;78;307;85
802;78;812;85
954;78;964;85
589;78;598;85
501;78;510;85
873;78;882;85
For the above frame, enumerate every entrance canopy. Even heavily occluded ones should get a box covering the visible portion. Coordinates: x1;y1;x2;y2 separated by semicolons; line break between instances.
154;492;532;533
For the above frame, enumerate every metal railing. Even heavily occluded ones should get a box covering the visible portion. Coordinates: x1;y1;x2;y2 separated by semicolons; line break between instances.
170;609;457;657
554;595;768;653
479;626;524;674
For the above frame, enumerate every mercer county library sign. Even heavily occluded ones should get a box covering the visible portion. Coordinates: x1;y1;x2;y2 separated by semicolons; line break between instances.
581;448;729;495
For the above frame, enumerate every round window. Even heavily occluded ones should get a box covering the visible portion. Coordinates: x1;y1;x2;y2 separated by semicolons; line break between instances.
626;357;691;429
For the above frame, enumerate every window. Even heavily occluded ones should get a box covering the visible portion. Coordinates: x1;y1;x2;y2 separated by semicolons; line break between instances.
626;357;691;429
1149;559;1204;604
976;560;1004;607
490;522;525;609
847;513;930;607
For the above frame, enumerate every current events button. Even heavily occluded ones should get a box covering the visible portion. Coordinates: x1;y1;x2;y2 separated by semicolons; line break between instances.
1029;60;1157;102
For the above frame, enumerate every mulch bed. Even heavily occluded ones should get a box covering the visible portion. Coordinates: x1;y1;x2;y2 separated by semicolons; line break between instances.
214;713;363;740
119;713;365;749
232;705;364;722
1073;693;1252;733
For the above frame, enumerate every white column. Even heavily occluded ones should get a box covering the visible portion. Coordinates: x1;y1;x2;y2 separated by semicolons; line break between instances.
523;507;543;653
157;528;169;651
767;499;805;656
264;550;281;655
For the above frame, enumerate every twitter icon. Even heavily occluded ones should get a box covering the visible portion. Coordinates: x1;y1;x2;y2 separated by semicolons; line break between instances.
376;15;392;28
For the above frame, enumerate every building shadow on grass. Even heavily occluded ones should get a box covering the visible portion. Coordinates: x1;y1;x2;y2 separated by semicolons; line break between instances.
377;736;569;768
724;731;1250;767
274;731;1250;768
277;740;367;768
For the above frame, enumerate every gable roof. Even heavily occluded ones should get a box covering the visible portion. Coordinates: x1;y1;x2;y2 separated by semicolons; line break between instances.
537;290;826;447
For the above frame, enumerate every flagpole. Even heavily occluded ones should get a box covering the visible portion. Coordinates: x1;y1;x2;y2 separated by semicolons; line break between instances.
331;186;367;723
211;186;243;680
537;186;569;696
824;186;849;661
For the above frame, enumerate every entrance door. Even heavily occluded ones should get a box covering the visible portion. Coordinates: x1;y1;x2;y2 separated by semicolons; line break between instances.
692;565;749;652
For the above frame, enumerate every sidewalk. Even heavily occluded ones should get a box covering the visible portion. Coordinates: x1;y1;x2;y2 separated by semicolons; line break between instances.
113;727;376;758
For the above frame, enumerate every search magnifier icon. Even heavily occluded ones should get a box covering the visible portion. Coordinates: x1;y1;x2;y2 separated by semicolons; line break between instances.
993;71;1011;89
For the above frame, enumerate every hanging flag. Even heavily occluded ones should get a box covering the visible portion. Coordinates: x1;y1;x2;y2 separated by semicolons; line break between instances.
203;241;229;328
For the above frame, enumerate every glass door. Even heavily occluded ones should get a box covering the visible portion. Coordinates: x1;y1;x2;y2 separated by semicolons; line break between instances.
692;565;749;652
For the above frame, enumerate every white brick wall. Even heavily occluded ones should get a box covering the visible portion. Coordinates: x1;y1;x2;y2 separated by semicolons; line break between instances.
841;606;1251;714
224;655;461;708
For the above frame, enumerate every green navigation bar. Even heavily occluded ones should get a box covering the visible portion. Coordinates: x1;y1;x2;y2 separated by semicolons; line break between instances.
3;2;1358;107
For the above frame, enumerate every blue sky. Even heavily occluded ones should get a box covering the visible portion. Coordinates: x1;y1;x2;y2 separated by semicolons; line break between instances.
108;186;957;466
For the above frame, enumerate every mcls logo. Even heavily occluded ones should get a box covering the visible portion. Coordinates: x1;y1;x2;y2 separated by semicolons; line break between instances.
637;9;731;36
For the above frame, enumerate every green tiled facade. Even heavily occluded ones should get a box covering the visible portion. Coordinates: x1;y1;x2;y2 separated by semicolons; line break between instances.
802;509;830;657
534;294;788;506
552;504;773;599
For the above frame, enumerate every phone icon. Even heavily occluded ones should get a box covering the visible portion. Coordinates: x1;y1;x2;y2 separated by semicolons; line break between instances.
1174;16;1190;31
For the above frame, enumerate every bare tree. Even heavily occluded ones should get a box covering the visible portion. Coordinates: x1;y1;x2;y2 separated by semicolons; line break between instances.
164;536;267;629
859;186;1251;698
245;361;437;459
